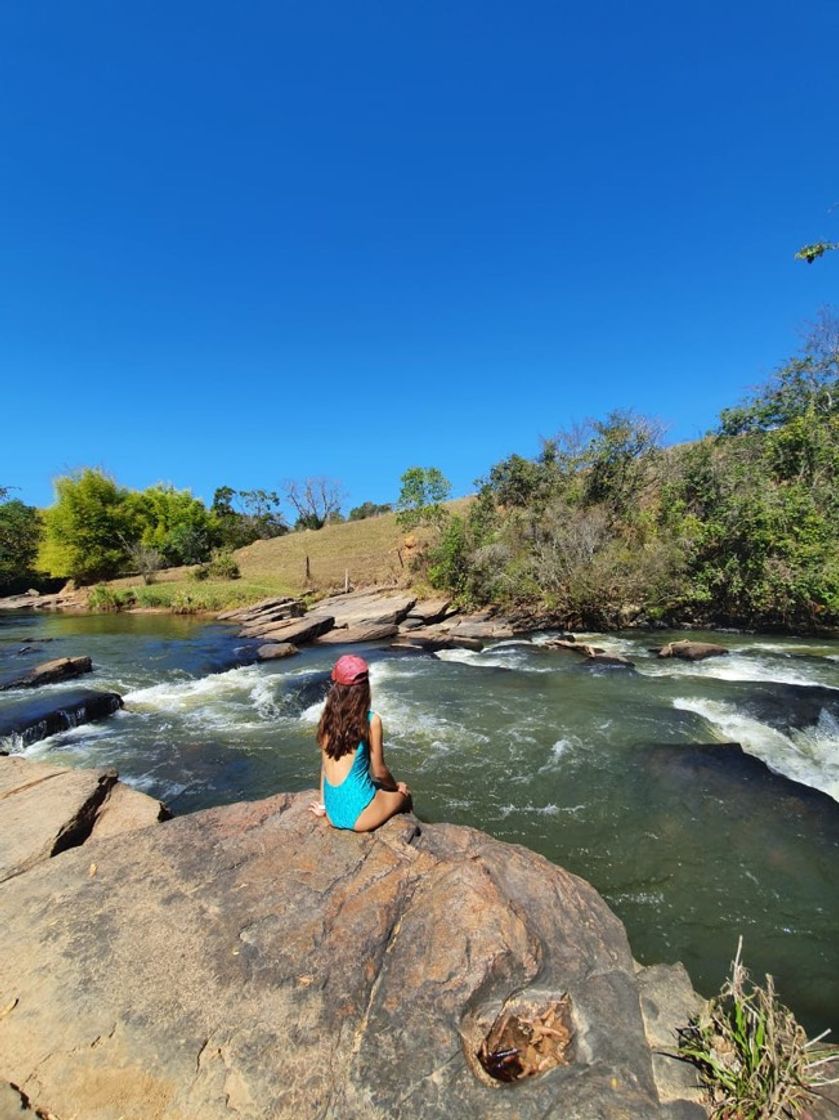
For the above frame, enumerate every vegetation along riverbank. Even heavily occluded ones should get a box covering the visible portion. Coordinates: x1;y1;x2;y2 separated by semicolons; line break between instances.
3;311;838;634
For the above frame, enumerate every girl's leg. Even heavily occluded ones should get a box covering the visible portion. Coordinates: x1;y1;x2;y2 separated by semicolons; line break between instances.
353;788;409;832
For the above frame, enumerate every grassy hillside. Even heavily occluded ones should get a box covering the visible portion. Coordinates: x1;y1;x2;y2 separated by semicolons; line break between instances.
89;500;472;612
236;500;472;593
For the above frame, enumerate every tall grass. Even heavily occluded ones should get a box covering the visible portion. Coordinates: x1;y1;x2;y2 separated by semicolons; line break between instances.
678;939;838;1119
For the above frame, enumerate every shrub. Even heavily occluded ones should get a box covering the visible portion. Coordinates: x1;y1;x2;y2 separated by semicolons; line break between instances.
678;939;838;1119
190;564;210;582
87;585;136;612
207;550;240;579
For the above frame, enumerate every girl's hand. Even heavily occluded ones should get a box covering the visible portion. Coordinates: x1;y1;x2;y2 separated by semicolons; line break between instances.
308;801;327;818
397;781;410;797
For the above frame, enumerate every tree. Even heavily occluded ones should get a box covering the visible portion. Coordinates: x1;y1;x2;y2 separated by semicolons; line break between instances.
41;469;135;582
212;487;288;548
348;501;393;521
284;477;345;530
395;466;451;530
125;484;218;566
0;496;43;591
581;410;663;518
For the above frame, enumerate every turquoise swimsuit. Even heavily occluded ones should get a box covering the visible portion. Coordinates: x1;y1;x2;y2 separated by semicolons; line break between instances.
323;711;377;830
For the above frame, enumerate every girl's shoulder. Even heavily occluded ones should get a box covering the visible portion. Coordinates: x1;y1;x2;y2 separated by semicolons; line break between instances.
368;709;382;727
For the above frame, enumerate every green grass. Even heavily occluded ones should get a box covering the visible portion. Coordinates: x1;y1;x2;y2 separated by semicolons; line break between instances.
126;578;297;613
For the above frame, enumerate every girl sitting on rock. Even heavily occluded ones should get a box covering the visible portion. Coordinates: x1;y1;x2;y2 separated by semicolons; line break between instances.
309;654;411;832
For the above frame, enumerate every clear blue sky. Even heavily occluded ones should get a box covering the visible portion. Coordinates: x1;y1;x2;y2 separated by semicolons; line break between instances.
2;0;837;512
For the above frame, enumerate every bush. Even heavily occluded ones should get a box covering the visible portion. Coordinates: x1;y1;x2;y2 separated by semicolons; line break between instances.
190;564;210;582
87;585;136;612
207;550;240;579
678;939;838;1119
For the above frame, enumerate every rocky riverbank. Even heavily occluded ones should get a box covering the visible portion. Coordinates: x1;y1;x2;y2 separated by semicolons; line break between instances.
0;754;714;1120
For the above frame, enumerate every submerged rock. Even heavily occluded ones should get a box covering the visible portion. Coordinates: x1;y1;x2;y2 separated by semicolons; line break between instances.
0;688;123;751
0;787;704;1120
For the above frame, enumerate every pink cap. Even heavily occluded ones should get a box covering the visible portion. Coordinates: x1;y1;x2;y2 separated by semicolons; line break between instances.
331;654;369;686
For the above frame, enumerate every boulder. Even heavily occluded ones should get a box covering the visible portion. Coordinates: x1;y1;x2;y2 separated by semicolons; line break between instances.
0;757;118;882
0;656;93;691
217;597;304;625
0;689;124;750
395;626;482;651
256;642;299;661
241;613;335;644
655;641;728;661
89;782;170;840
407;598;454;625
314;590;417;629
0;789;704;1120
314;623;399;645
544;641;634;668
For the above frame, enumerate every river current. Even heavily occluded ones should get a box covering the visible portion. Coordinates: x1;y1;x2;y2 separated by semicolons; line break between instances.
2;610;838;1033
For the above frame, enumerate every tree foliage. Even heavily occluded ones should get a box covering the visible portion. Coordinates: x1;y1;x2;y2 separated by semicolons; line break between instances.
395;467;451;530
42;469;135;583
0;496;43;591
212;487;287;548
348;500;392;521
422;311;839;630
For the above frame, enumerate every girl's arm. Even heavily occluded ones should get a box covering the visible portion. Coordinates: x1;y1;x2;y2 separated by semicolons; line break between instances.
368;713;408;794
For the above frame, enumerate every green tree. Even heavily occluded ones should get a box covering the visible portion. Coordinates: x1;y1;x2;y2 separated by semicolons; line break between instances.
581;410;663;519
348;500;392;521
42;469;135;583
395;466;451;530
0;497;43;591
125;484;218;565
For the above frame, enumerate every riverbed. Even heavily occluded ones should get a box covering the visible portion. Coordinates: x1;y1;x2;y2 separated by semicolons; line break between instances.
2;609;838;1034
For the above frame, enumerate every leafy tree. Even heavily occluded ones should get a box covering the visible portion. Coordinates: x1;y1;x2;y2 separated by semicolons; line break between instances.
42;469;135;582
395;466;451;530
580;410;663;518
125;484;218;566
719;310;839;436
348;501;393;521
0;496;43;591
284;477;345;530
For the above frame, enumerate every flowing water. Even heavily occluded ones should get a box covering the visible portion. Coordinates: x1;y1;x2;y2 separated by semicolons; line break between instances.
2;610;838;1033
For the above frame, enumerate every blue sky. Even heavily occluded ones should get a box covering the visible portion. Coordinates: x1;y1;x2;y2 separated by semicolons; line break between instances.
1;0;837;512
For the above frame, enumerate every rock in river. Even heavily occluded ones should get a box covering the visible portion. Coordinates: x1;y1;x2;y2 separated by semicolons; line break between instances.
0;688;124;751
0;785;705;1119
0;655;93;691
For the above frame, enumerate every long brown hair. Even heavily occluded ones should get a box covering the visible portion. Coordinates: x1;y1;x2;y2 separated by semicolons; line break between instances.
317;679;371;760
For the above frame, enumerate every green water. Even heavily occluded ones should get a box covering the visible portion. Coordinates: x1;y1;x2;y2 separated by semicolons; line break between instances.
2;611;838;1033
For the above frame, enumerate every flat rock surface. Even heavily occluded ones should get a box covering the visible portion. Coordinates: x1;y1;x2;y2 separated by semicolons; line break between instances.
0;789;701;1119
241;613;335;644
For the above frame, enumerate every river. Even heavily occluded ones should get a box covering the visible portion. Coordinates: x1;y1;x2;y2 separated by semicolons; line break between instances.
2;609;838;1034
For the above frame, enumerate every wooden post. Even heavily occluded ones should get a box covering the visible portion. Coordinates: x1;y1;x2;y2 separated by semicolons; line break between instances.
344;568;349;593
305;555;311;581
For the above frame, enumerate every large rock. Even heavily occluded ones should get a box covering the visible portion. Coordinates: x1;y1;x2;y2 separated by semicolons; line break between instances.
241;613;335;644
0;689;124;751
655;641;728;661
255;642;299;661
314;589;417;629
0;757;118;882
406;598;455;625
314;622;399;645
0;656;93;691
217;597;305;625
0;788;704;1119
89;782;170;840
